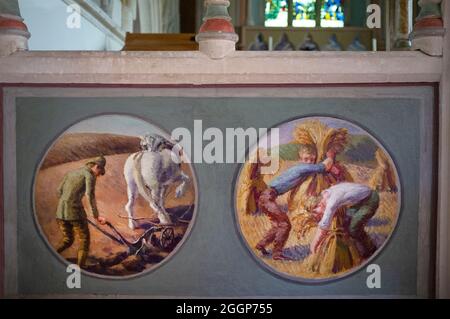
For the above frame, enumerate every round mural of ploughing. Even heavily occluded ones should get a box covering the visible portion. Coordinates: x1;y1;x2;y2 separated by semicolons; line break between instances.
235;116;400;282
33;114;197;278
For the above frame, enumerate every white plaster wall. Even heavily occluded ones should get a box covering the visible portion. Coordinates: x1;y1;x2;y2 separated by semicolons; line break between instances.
18;0;120;51
137;0;179;33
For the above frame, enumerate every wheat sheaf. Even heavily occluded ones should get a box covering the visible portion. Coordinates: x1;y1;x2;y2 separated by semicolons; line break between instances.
292;120;348;161
288;120;350;211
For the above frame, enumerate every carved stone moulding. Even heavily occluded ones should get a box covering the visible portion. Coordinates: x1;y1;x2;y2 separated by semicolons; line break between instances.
410;0;445;56
0;13;30;56
196;0;239;59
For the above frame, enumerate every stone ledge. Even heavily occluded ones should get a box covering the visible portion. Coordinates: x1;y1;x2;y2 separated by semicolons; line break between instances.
0;51;443;84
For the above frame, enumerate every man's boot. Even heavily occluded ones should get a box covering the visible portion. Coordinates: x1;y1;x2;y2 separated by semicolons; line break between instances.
255;244;270;256
77;250;88;268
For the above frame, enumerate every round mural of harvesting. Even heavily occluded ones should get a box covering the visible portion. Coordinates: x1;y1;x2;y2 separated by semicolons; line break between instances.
33;115;197;278
235;116;400;282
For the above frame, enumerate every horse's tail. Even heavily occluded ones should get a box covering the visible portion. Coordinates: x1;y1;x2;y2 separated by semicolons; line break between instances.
132;152;154;203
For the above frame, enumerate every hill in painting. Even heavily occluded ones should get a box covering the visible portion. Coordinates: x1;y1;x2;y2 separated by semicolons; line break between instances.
41;133;141;169
275;134;378;166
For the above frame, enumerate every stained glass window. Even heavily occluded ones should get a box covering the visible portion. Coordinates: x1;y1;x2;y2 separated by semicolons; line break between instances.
265;0;289;27
320;0;345;27
293;0;316;27
264;0;345;28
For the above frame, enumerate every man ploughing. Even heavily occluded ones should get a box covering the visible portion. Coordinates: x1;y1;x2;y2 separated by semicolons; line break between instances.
55;156;108;267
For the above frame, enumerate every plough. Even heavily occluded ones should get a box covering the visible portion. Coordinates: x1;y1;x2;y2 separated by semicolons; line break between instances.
87;219;175;256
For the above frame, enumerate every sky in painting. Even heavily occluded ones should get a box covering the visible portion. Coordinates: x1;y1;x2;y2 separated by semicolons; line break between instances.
65;114;166;137
258;116;368;149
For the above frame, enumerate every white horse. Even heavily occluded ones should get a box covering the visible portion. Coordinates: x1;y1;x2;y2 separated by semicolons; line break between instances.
124;134;189;229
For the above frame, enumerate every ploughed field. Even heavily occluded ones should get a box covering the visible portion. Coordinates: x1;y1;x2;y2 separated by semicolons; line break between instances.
34;133;196;276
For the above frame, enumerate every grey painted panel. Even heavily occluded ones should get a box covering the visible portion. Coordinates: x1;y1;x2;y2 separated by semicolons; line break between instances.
8;87;434;297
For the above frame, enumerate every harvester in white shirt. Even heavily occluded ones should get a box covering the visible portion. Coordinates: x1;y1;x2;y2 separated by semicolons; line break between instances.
310;182;380;258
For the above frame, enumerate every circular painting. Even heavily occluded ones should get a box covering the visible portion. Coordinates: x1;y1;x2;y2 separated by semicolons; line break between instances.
33;114;197;278
234;116;400;282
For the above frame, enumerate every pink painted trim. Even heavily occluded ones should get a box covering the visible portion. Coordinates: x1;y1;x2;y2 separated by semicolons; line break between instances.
199;18;235;33
0;87;3;298
0;17;28;31
414;17;444;29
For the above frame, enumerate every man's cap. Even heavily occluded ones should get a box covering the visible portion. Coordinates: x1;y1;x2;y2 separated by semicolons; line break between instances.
86;155;106;174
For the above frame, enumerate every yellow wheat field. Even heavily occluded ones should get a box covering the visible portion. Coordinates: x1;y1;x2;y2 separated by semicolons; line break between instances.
236;161;400;280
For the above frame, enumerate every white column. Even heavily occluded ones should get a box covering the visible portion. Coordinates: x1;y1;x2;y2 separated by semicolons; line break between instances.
138;0;179;33
121;0;137;33
161;0;180;33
